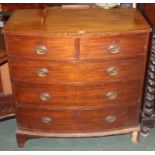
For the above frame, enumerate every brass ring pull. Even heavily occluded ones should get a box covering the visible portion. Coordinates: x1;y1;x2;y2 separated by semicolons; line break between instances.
36;45;48;55
107;66;119;76
105;115;116;123
41;117;52;124
37;68;49;77
106;91;118;100
40;92;52;101
107;42;120;53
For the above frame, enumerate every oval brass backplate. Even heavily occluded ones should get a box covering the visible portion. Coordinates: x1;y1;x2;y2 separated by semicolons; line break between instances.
107;66;119;76
40;92;52;101
107;42;120;54
41;117;52;124
106;91;118;100
36;45;48;55
105;115;116;123
37;68;49;77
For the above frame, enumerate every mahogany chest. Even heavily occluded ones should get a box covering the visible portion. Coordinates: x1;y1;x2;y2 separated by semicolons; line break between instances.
2;7;151;147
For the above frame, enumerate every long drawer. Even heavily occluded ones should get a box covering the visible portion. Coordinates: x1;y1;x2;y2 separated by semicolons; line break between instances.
13;80;142;107
9;57;145;84
16;104;139;133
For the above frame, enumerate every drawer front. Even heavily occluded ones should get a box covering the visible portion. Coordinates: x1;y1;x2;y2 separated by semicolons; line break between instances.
9;57;145;84
5;35;76;60
14;80;142;107
16;104;138;133
80;34;147;59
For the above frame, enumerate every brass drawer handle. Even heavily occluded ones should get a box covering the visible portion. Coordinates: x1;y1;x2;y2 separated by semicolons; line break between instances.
36;45;48;55
37;68;49;77
106;91;118;100
107;42;120;53
40;92;52;101
41;117;52;124
107;66;119;76
105;115;116;123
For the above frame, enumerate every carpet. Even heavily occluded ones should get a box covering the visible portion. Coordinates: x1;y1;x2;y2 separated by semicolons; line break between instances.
0;119;155;151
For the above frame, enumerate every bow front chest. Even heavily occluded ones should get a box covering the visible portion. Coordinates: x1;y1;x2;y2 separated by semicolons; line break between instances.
2;7;151;147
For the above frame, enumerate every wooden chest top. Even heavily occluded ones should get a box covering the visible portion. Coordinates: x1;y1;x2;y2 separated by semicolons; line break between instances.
2;8;151;35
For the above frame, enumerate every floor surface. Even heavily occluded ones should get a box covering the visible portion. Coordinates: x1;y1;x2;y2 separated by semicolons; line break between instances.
0;119;155;151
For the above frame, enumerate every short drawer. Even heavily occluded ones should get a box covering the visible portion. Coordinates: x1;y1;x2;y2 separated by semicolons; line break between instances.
14;80;142;107
80;34;148;59
16;104;138;133
5;35;76;60
9;57;145;84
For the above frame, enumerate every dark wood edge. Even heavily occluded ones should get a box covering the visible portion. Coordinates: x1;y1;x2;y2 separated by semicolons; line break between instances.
141;27;155;135
141;115;155;127
0;57;7;65
0;114;15;121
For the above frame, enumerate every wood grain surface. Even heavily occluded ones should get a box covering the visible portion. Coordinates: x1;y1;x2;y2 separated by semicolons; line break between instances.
2;8;151;35
2;7;151;147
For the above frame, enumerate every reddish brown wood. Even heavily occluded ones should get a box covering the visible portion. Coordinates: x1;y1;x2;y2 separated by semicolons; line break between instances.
16;104;138;133
2;8;151;147
4;34;148;60
9;57;145;84
16;132;37;148
80;33;148;59
13;80;142;107
2;8;151;35
5;35;77;60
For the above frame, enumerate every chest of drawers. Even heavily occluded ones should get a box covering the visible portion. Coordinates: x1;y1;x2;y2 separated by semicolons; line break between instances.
2;7;151;147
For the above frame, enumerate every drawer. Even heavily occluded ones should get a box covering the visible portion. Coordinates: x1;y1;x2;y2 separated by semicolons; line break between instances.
5;35;76;60
9;57;145;84
16;104;138;133
80;34;147;59
14;80;142;107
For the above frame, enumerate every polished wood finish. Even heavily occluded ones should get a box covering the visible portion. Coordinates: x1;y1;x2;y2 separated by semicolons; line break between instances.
5;34;148;60
13;80;142;107
3;8;151;147
2;8;151;35
80;34;148;59
5;35;77;60
9;57;145;84
16;104;138;133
